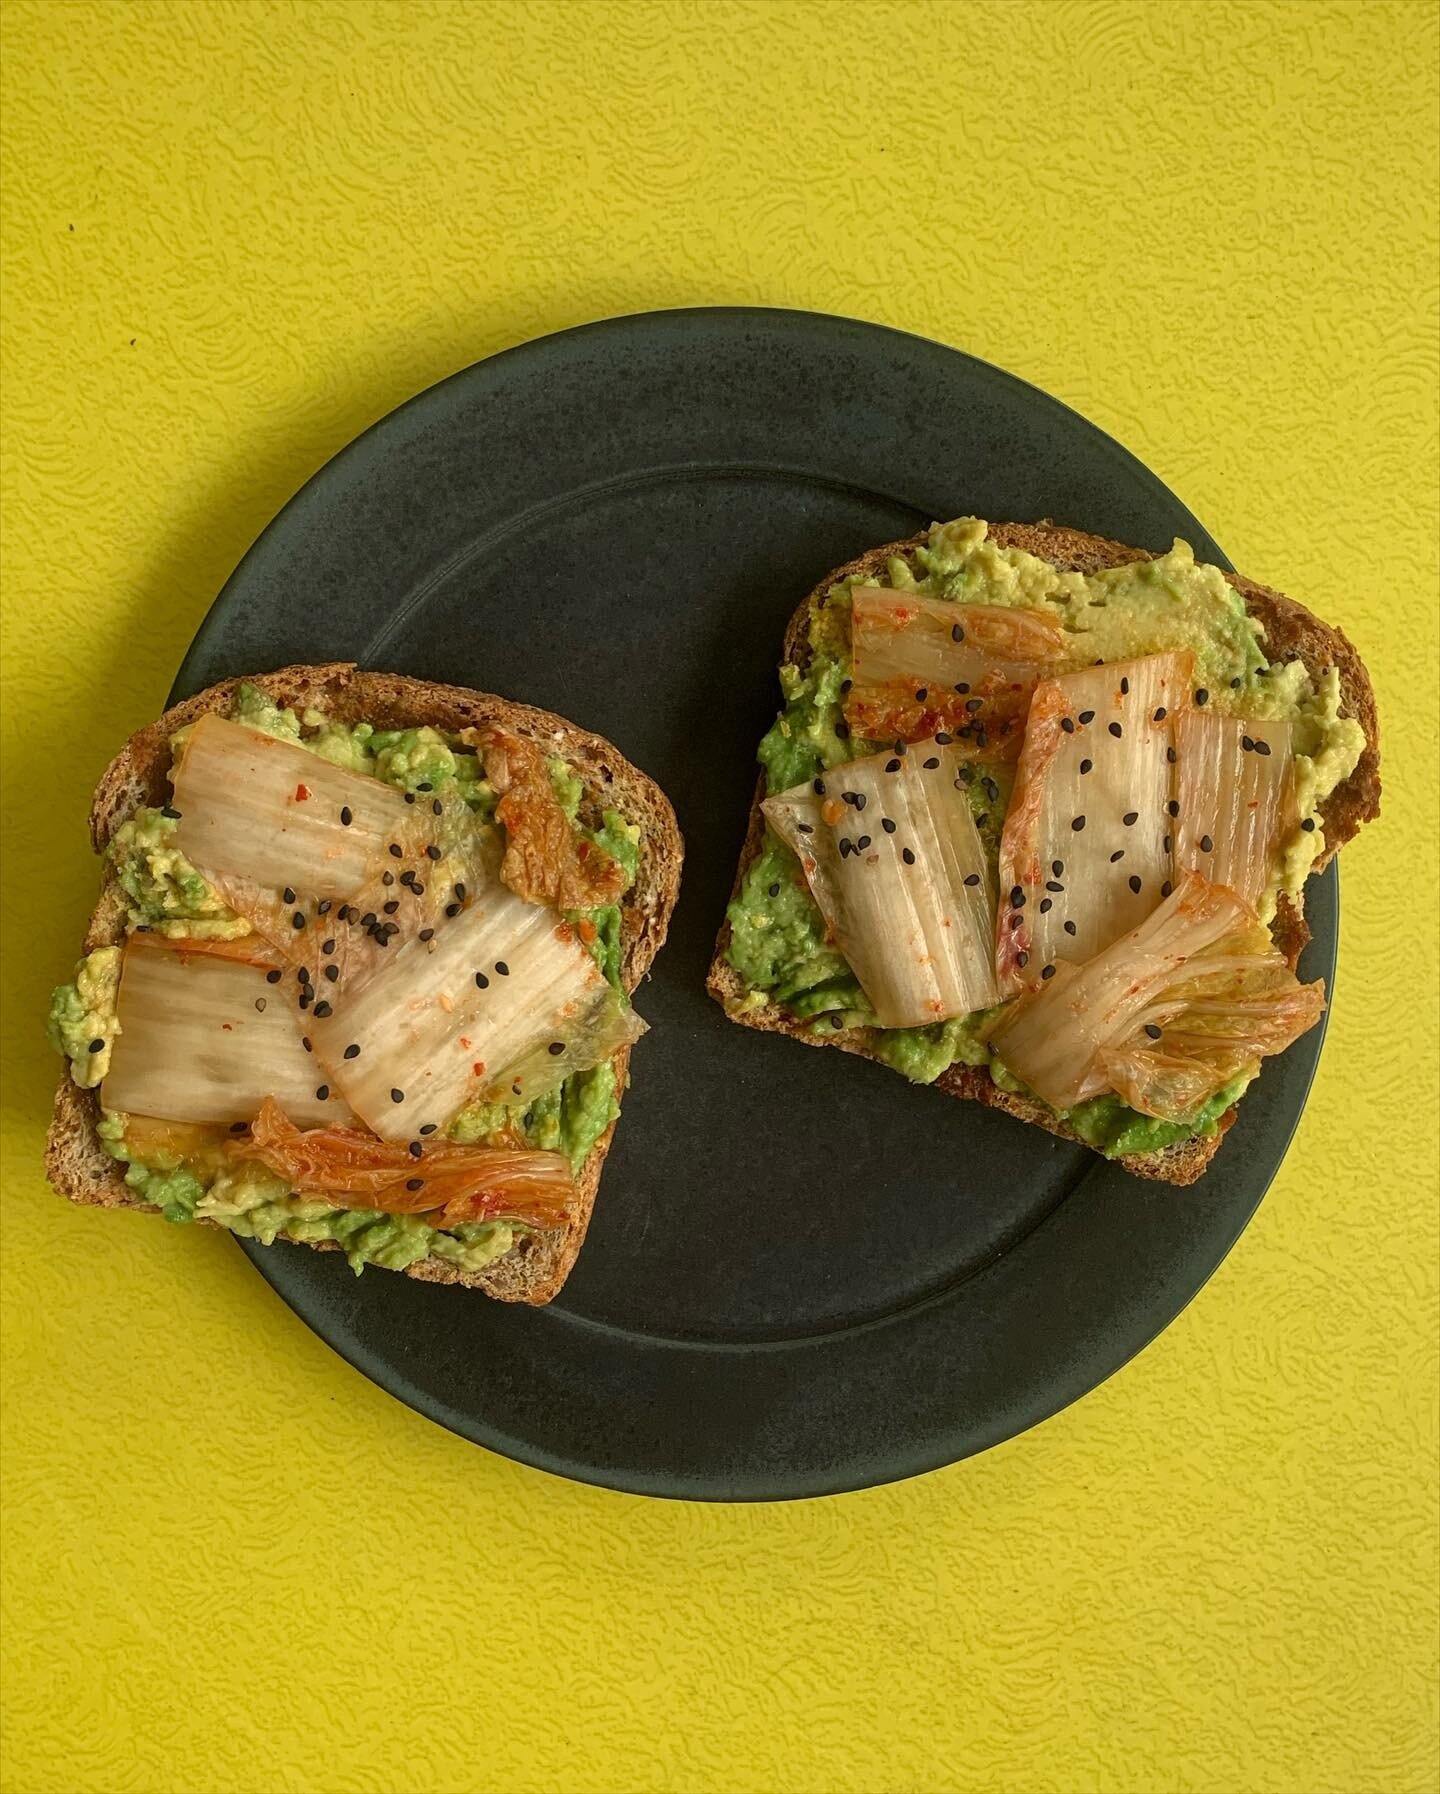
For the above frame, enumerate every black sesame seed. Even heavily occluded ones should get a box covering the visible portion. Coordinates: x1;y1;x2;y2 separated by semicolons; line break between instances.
834;721;850;739
417;783;433;793
399;871;416;888
340;806;353;827
1039;898;1053;914
1231;675;1243;689
1153;706;1166;722
432;799;443;816
1128;874;1142;894
404;792;416;805
297;966;311;985
840;679;852;695
343;1044;361;1060
87;1036;104;1053
1110;850;1124;863
892;741;906;756
1009;912;1023;931
495;961;509;976
885;758;901;773
313;1001;332;1018
853;793;867;811
1120;678;1130;695
954;682;971;695
767;882;780;897
1046;879;1064;892
425;844;442;860
1041;964;1057;980
291;911;305;929
796;822;813;835
1200;834;1214;853
408;1141;423;1158
915;688;929;703
1071;815;1086;832
983;779;999;803
1144;1024;1162;1041
881;817;897;834
1010;885;1025;907
161;805;181;820
361;912;377;928
390;1088;405;1104
419;1124;437;1136
965;697;984;713
1167;799;1179;817
1161;879;1173;897
302;1037;312;1053
1016;950;1030;968
1301;818;1316;833
976;813;989;827
935;732;953;745
388;843;402;858
315;1085;329;1101
409;882;425;897
951;622;965;642
265;968;282;984
1080;758;1093;775
901;846;914;864
317;899;332;915
1078;709;1095;725
1061;717;1075;734
324;963;339;982
1163;834;1172;854
406;1177;424;1191
958;766;974;786
813;779;826;795
382;871;395;887
453;883;466;901
229;1121;248;1134
859;834;874;852
1194;687;1209;706
418;927;434;941
923;756;939;770
548;1042;565;1056
1254;740;1272;757
1064;919;1077;936
383;900;399;915
838;838;853;859
1108;722;1123;739
298;993;311;1010
1052;860;1064;876
322;939;335;955
1242;734;1255;752
283;886;296;904
1166;747;1177;764
963;873;980;887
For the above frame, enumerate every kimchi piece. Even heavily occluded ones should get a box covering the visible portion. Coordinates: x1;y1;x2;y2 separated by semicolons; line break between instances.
471;725;627;911
987;873;1324;1115
309;875;644;1141
237;1097;575;1231
102;934;356;1128
997;651;1192;991
1174;711;1296;908
844;586;1070;750
762;738;997;1029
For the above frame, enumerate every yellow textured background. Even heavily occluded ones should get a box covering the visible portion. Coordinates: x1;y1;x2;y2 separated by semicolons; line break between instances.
2;3;1436;1791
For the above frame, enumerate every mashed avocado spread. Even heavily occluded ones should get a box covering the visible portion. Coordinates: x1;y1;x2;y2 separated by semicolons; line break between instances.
49;684;635;1272
725;518;1364;1158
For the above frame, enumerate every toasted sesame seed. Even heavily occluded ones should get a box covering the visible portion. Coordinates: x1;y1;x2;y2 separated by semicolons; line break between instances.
963;873;980;887
265;968;282;984
1071;815;1086;831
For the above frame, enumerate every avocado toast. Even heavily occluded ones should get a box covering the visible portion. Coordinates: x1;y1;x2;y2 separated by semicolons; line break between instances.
46;664;682;1302
709;520;1379;1184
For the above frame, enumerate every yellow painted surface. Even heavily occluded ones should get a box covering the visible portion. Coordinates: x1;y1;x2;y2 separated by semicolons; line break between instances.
2;2;1436;1790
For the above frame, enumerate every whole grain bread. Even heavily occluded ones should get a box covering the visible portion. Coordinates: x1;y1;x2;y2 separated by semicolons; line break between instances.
707;522;1380;1186
45;664;683;1302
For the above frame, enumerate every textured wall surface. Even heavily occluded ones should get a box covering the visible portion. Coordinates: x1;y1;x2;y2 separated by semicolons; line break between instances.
1;4;1436;1792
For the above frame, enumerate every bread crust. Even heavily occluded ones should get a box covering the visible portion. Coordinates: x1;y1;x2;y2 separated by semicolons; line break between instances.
45;664;683;1302
706;522;1379;1186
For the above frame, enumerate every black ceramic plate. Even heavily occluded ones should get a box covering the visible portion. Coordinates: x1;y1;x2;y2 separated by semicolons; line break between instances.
171;309;1334;1500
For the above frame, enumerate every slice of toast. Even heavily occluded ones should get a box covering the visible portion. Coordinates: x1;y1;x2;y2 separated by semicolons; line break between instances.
45;663;683;1302
707;522;1380;1185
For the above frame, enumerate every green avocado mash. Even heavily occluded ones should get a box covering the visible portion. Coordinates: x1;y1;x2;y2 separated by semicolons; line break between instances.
725;517;1365;1157
55;682;641;1272
47;947;122;1086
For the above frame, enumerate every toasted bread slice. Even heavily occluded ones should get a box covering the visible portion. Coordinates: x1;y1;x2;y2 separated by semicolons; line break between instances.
45;664;682;1302
707;523;1380;1185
